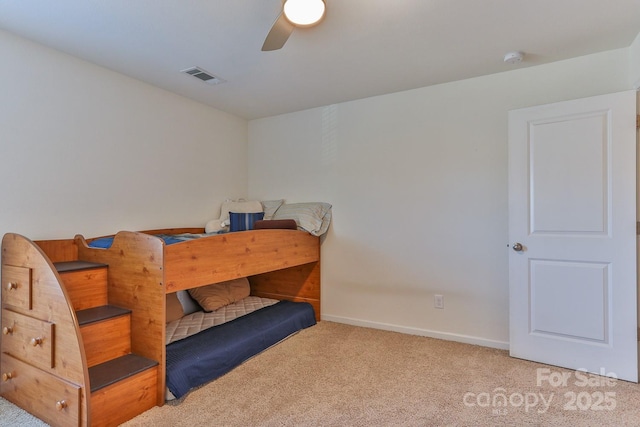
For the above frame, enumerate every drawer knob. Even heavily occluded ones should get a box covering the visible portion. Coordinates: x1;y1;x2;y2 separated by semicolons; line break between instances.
2;326;13;335
31;337;43;347
56;400;67;411
6;282;17;291
2;372;14;382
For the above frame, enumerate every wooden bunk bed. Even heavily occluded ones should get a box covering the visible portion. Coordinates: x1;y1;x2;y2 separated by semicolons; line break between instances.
1;227;320;426
75;227;321;401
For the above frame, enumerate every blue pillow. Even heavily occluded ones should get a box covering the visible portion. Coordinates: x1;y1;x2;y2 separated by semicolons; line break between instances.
229;212;265;232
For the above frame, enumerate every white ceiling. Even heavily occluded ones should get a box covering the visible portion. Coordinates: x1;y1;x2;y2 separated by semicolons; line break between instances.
1;1;640;120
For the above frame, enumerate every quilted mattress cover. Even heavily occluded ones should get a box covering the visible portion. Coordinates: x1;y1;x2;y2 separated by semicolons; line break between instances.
166;296;278;344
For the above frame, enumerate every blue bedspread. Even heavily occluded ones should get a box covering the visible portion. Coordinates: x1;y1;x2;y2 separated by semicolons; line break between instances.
165;300;316;399
89;232;220;248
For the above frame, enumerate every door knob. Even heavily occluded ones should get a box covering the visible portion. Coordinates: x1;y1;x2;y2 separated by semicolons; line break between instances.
512;243;523;252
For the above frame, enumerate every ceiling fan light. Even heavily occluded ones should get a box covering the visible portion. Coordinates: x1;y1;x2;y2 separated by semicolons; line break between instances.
283;0;326;27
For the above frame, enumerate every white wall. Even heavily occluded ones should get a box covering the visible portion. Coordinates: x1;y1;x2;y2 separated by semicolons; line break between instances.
630;31;640;87
0;30;248;240
248;48;632;348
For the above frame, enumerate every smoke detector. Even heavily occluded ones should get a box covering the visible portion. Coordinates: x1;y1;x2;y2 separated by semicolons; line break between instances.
503;51;524;64
181;67;225;85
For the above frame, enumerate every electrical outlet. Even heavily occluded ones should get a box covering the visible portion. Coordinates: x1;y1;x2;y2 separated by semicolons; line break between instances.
434;294;444;309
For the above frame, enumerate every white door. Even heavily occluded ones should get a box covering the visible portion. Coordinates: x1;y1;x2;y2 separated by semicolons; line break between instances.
508;90;638;382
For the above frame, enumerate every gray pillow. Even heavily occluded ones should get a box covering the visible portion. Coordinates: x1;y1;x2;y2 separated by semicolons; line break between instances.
272;202;332;236
176;290;202;315
261;199;285;220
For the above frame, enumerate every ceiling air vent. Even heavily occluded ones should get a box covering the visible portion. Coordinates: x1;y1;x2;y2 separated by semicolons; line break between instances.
181;67;225;85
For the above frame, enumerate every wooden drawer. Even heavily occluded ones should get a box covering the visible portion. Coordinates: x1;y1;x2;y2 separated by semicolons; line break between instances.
2;309;54;369
1;265;32;310
0;353;81;427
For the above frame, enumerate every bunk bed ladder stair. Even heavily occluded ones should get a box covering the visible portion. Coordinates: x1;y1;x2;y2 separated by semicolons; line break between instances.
55;261;158;427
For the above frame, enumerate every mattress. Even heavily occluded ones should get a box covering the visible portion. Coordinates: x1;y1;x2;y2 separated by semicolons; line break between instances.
165;300;316;399
166;296;278;344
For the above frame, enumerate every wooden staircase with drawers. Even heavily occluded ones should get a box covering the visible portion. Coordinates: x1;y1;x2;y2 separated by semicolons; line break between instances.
57;261;159;427
0;233;159;427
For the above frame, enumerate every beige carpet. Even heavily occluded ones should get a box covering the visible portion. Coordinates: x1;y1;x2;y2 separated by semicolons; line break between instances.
121;321;640;426
0;397;49;426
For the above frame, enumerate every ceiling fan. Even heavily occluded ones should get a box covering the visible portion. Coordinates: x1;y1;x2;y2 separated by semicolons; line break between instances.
262;0;326;51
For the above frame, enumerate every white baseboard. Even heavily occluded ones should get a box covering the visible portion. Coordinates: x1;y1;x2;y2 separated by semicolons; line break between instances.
321;314;510;351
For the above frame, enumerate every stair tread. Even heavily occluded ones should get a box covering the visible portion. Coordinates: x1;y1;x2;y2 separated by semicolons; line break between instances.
54;260;108;273
77;305;131;326
89;354;158;393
